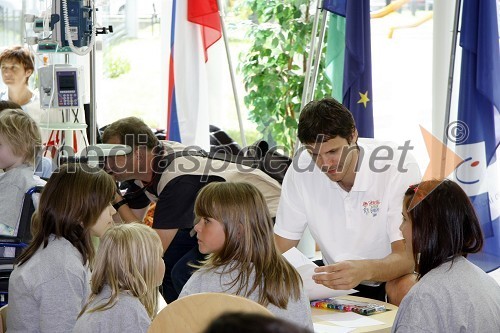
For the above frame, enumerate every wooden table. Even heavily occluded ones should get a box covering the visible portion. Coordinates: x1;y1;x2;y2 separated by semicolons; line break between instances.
312;296;398;333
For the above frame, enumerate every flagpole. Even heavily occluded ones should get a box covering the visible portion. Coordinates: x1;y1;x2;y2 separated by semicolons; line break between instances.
440;0;462;178
295;0;325;154
300;1;323;110
443;0;463;145
217;0;247;147
295;2;323;260
306;10;329;102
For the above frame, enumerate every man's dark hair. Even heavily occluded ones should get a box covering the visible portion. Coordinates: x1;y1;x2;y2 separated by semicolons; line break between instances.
297;98;356;144
102;117;159;150
405;179;483;279
203;312;312;333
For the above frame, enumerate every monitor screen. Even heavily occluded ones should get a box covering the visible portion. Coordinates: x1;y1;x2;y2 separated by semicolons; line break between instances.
58;73;76;91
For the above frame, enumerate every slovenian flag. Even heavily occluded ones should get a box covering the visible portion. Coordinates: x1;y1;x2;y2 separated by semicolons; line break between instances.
167;0;221;148
454;0;500;271
323;0;374;138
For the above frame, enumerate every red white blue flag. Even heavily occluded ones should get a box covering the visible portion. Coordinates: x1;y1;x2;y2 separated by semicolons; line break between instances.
166;0;221;148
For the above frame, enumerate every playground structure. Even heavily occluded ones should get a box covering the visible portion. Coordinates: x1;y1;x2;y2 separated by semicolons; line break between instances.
370;0;433;39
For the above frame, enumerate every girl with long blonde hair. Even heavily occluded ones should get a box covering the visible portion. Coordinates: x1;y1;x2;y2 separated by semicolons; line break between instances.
73;223;165;333
180;182;312;330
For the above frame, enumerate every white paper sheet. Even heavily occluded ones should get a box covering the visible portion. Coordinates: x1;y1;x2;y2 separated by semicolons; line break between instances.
283;246;316;267
283;247;357;300
313;323;356;333
315;312;385;328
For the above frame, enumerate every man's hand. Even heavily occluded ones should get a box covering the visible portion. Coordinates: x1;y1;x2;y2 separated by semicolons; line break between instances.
312;260;369;290
113;192;147;223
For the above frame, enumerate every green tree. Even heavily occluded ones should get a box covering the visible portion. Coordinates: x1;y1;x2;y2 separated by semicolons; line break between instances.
238;0;332;153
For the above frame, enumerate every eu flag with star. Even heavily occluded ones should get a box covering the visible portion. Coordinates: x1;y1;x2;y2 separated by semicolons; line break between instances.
323;0;374;137
343;0;374;137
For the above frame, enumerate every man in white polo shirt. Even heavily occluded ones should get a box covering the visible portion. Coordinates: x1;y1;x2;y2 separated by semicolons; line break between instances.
274;98;421;303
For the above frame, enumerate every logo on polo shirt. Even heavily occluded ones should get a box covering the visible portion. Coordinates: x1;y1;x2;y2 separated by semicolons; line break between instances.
362;200;380;217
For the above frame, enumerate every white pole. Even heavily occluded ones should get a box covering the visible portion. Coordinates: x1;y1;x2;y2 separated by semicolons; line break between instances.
306;11;329;102
88;0;97;146
217;0;247;147
296;1;326;258
295;1;324;154
300;1;323;110
443;0;462;145
432;0;457;142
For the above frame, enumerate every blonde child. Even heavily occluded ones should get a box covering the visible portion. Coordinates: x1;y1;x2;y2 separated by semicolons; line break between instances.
7;163;117;333
0;109;45;239
73;223;165;333
179;182;313;330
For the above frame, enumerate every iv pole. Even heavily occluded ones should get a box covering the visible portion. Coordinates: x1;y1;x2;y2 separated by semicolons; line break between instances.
89;0;97;146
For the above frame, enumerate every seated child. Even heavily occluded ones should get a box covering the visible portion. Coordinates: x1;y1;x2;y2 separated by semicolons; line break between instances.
73;223;165;333
392;179;500;332
0;109;45;241
0;103;52;179
7;163;117;333
180;182;313;330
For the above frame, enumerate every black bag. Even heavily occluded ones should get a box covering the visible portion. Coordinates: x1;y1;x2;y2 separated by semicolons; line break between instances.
163;140;291;185
208;125;291;183
240;140;291;184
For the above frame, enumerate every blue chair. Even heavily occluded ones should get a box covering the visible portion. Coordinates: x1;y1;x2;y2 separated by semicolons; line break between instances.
34;156;54;179
0;186;44;306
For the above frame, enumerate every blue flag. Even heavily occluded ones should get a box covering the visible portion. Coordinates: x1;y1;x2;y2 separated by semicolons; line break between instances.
455;0;500;271
323;0;346;16
323;0;374;138
343;0;374;138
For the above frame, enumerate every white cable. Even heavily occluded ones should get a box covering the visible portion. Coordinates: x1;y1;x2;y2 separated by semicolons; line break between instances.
27;41;44;70
61;0;95;56
43;6;52;38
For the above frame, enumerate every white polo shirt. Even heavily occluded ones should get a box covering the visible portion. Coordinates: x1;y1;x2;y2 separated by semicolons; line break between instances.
275;139;421;265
